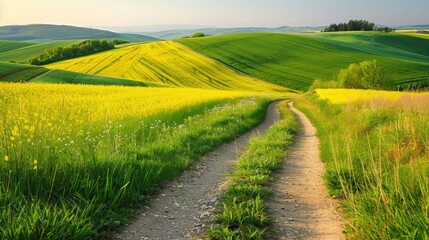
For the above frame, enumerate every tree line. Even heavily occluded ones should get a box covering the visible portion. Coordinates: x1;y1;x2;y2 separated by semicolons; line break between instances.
29;39;128;65
323;20;393;32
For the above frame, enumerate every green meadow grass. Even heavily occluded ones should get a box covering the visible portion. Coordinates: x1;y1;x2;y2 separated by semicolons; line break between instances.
33;69;161;87
0;62;49;82
0;40;80;63
0;96;276;239
178;32;429;91
209;101;298;240
0;40;39;53
295;94;429;239
0;61;161;87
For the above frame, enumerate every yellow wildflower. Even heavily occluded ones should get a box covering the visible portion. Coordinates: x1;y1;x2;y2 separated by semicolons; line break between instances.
33;160;38;170
11;126;20;137
4;156;9;161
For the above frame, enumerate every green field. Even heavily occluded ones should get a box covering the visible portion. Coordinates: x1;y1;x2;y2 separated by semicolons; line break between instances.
0;40;39;52
0;62;49;82
33;69;168;87
178;32;429;91
116;33;159;43
0;61;164;86
0;40;80;63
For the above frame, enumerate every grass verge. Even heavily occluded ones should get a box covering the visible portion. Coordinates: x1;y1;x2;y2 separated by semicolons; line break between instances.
294;93;429;239
209;101;298;240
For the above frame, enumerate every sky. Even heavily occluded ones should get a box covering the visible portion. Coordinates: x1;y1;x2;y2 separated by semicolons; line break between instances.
0;0;428;31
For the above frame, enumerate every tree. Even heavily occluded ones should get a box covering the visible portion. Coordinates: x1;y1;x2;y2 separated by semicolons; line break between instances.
337;60;390;89
323;19;376;32
191;32;206;38
338;63;364;88
360;60;387;89
29;39;116;65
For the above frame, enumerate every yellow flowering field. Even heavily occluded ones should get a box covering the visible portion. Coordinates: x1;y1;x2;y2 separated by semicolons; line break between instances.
47;41;287;92
316;88;429;105
0;82;258;162
0;82;281;238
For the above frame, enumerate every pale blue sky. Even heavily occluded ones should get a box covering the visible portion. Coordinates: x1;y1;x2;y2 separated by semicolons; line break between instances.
0;0;428;29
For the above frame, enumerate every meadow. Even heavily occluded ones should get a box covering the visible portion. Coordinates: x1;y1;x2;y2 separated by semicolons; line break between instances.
46;41;287;92
178;32;429;91
0;40;38;53
0;61;166;87
0;40;80;63
295;89;429;239
0;82;283;239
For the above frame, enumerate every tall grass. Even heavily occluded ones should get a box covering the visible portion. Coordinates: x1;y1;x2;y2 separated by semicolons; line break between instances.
209;101;298;240
0;83;276;239
295;93;429;239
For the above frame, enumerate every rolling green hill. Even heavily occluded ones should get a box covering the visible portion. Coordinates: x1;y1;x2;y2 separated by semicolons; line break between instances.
178;32;429;90
0;40;81;63
32;69;160;86
0;40;39;52
0;24;119;40
0;61;161;87
142;26;322;40
0;24;158;43
0;36;158;64
0;62;48;82
117;33;159;43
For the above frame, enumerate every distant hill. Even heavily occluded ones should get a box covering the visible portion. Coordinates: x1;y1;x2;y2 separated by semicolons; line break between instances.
393;24;429;30
141;26;324;40
178;32;429;91
0;24;158;42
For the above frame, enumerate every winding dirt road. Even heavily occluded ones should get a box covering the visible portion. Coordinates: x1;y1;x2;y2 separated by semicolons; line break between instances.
266;102;344;240
114;102;280;240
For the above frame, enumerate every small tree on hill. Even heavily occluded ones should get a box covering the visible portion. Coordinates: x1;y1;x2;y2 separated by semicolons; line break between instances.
338;60;390;89
360;60;387;89
192;32;206;38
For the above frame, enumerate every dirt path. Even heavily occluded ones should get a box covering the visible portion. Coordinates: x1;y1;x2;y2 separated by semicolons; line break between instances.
114;102;280;240
266;102;344;240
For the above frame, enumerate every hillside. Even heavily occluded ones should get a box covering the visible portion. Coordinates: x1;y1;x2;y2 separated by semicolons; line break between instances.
0;40;80;63
0;61;159;87
118;33;159;43
141;26;323;40
178;32;429;90
32;69;159;87
0;62;48;82
0;24;158;42
47;41;287;92
0;24;118;40
0;40;38;52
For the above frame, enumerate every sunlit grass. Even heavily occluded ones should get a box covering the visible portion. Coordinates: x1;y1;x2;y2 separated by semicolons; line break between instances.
295;93;429;239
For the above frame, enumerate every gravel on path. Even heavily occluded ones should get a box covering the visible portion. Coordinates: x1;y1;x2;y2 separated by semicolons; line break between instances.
114;102;281;240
